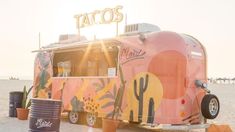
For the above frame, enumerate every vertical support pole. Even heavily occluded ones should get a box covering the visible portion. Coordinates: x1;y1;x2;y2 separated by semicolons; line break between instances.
77;26;80;39
125;14;127;26
39;32;41;49
116;22;119;36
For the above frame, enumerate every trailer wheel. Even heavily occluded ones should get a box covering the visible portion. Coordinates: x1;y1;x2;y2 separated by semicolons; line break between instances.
201;94;220;119
86;112;96;127
68;111;79;124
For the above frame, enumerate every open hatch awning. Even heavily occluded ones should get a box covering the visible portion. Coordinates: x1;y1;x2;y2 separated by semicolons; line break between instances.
32;39;121;53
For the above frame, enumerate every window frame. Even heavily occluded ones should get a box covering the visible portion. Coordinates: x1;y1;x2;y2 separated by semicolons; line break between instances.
51;42;120;78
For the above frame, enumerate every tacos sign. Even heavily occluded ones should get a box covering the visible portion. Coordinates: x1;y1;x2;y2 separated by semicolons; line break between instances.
74;5;123;28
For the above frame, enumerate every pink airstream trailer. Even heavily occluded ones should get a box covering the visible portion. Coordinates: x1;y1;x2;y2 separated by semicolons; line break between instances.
33;23;219;129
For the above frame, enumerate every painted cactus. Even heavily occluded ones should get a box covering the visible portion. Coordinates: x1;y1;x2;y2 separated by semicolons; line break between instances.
134;74;149;122
147;97;155;123
71;96;84;112
111;65;126;119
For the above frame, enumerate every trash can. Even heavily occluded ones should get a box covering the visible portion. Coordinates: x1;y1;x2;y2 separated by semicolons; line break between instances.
9;91;23;117
29;98;62;132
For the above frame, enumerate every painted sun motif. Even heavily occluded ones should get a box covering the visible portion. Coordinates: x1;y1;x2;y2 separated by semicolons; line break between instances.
124;72;163;123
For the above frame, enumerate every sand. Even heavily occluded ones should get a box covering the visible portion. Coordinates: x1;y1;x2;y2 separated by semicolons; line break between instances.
207;84;235;130
0;80;234;132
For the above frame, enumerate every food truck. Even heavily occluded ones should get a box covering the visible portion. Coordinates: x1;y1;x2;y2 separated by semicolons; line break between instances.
33;23;219;129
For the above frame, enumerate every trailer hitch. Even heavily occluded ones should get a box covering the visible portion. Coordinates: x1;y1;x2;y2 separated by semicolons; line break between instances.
195;80;210;93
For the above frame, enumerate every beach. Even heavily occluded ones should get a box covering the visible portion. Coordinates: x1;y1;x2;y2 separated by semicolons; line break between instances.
0;80;234;131
207;84;235;130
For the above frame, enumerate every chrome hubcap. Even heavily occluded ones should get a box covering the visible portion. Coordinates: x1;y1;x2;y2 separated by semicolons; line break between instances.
209;98;219;116
69;112;78;123
87;113;96;126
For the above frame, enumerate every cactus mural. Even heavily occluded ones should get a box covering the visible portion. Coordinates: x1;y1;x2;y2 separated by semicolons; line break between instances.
129;110;134;122
134;74;149;122
71;96;84;112
147;98;155;123
111;65;126;119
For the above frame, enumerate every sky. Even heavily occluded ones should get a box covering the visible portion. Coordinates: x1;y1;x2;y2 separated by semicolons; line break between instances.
0;0;235;80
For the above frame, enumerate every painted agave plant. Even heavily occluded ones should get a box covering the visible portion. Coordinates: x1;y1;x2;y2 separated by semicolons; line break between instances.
97;65;126;120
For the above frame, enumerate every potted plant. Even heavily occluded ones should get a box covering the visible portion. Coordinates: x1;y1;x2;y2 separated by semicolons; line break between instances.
102;65;126;132
16;85;33;120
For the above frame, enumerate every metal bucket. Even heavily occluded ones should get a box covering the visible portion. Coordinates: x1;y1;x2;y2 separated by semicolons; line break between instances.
29;98;62;132
9;91;23;117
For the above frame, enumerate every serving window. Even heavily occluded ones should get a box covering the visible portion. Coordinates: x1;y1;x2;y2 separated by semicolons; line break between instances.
52;43;119;77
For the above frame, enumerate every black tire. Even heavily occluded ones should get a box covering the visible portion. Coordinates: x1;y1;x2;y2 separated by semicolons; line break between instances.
68;111;79;124
201;94;220;119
